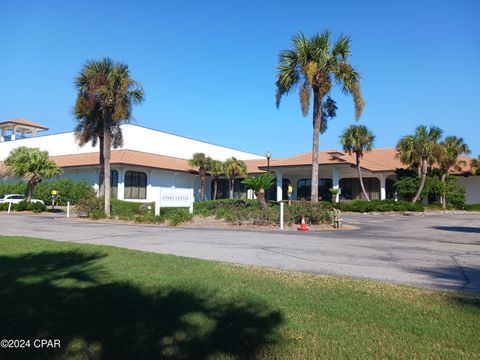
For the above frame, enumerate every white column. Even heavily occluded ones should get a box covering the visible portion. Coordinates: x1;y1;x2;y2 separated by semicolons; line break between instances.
32;129;38;137
117;167;126;200
380;175;386;200
332;167;340;203
276;170;283;201
10;126;17;140
0;128;5;142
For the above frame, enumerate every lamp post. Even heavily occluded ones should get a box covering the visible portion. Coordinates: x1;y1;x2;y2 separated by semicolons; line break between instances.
266;150;271;173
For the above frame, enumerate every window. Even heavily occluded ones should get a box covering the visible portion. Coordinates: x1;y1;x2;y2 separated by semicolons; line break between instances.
339;178;380;200
124;171;147;199
296;179;333;201
111;170;118;199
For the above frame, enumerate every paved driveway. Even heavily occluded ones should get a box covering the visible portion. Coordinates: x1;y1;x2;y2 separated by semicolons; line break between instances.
1;212;479;294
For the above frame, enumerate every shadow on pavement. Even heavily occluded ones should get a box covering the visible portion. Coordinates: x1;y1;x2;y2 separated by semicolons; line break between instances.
0;250;283;359
432;226;480;234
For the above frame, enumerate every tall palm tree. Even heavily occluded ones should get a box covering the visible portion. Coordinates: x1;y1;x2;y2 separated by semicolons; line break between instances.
470;156;480;175
340;125;375;201
437;136;470;209
189;153;209;201
74;94;123;197
207;158;223;200
223;157;247;199
3;147;62;201
397;125;443;203
74;58;144;216
275;31;365;203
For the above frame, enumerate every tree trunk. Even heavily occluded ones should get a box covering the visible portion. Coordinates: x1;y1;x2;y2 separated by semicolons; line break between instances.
199;168;205;201
412;159;427;203
256;190;266;209
441;172;447;209
26;179;36;202
98;134;105;197
103;119;112;216
229;178;234;199
357;152;370;201
213;178;218;200
310;89;323;203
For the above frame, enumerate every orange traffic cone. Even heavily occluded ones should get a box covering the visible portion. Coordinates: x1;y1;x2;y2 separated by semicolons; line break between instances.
298;215;309;232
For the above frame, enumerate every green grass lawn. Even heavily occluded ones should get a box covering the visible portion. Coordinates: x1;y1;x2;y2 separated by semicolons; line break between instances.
0;236;479;359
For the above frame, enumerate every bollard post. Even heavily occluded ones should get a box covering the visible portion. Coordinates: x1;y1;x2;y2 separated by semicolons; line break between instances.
280;202;284;230
7;202;12;214
66;201;70;218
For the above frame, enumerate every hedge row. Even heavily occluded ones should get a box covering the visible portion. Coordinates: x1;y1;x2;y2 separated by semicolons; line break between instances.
76;194;192;225
0;179;95;205
0;201;47;213
194;199;333;226
335;200;424;212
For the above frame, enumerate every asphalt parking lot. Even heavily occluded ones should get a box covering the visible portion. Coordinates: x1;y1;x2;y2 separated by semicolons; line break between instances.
1;212;479;294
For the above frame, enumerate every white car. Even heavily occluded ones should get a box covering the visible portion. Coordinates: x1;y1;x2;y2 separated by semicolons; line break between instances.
0;194;45;204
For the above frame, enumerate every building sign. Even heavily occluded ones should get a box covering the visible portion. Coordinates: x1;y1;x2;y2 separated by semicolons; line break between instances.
156;187;194;215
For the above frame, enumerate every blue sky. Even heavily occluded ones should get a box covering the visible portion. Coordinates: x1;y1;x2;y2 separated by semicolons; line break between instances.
1;0;479;158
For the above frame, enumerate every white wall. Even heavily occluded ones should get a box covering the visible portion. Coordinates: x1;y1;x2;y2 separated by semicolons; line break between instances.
457;176;480;204
0;124;263;161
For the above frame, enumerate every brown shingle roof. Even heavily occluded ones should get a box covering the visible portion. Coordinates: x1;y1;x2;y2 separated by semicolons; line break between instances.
51;150;197;173
0;118;49;130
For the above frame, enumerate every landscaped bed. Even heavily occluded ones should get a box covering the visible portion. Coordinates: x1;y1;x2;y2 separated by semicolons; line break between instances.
0;236;478;359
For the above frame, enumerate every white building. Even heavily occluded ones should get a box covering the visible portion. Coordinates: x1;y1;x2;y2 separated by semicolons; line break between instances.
0;118;479;205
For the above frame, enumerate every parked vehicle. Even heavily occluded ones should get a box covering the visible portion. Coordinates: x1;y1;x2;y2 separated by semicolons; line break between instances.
0;194;45;204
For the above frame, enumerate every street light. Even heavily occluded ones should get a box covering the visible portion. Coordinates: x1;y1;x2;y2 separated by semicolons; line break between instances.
265;150;271;173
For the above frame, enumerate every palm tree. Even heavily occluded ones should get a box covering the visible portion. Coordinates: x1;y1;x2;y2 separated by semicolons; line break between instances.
396;135;422;178
74;94;124;197
437;136;470;209
207;158;223;200
223;157;247;199
275;31;365;203
340;125;375;201
242;173;275;209
189;153;209;201
471;156;480;175
396;125;443;203
3;147;62;201
74;58;144;216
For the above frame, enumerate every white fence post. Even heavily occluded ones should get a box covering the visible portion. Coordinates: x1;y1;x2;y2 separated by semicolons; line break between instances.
7;202;12;214
280;202;284;230
66;202;70;218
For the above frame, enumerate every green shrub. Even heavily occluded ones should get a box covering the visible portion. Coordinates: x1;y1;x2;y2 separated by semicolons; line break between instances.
194;199;332;226
33;179;95;205
29;202;47;213
336;200;424;212
0;179;95;205
161;208;193;226
111;199;154;219
284;201;333;225
76;194;104;217
14;201;30;212
458;203;480;211
0;181;26;195
0;203;9;211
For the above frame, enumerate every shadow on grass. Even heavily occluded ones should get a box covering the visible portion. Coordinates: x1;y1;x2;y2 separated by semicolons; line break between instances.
432;226;480;234
0;251;283;359
409;264;480;299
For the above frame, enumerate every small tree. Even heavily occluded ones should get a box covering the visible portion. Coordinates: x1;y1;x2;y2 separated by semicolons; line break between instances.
3;147;62;201
340;124;375;201
242;173;275;209
471;156;480;175
223;157;247;199
189;153;209;201
207;158;223;200
396;125;443;203
436;136;470;209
